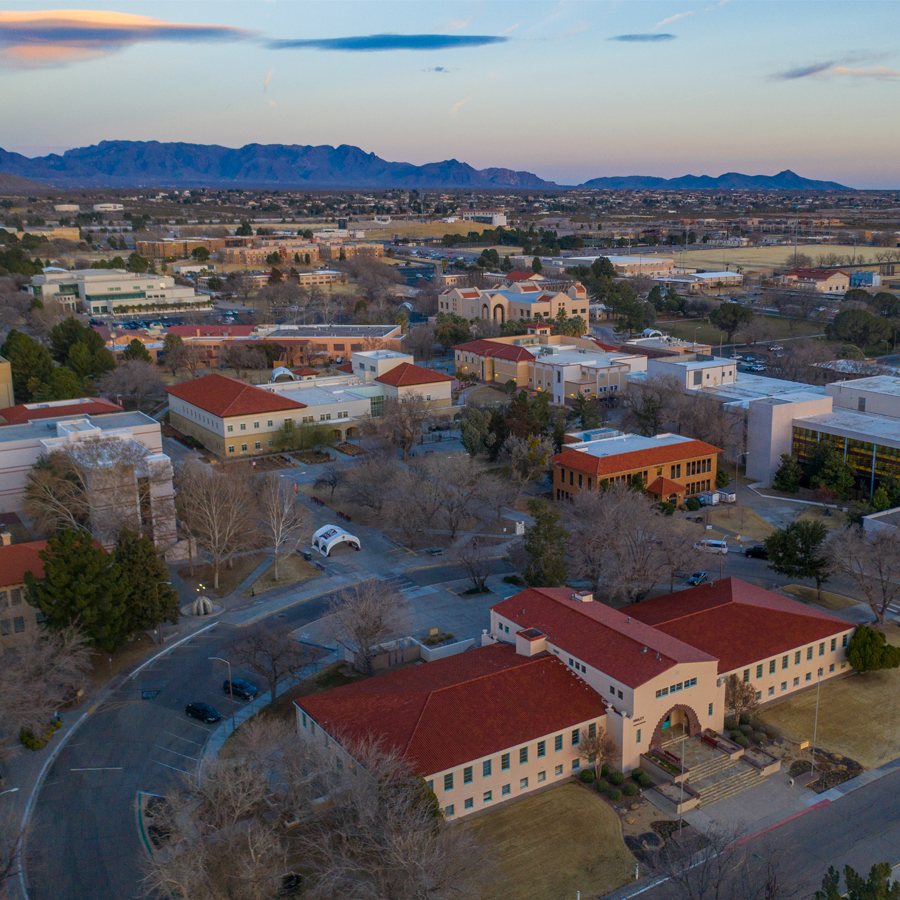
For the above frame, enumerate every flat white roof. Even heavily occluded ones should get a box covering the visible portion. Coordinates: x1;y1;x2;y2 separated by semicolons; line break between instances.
828;375;900;398
795;409;900;447
569;432;691;459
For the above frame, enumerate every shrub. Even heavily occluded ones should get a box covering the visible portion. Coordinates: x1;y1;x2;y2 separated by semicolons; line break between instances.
637;774;653;788
733;734;750;748
724;716;738;730
601;763;610;777
739;712;752;725
623;782;639;797
750;731;768;746
609;771;625;786
607;788;622;802
739;723;754;736
729;730;742;742
631;767;645;780
502;574;524;586
580;769;595;784
685;497;701;512
595;780;609;794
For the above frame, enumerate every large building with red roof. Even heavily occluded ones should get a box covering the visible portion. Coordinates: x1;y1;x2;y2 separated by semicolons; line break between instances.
298;579;853;819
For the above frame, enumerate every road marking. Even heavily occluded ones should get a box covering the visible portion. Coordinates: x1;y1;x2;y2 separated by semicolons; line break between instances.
163;730;204;746
155;746;198;762
70;767;123;772
181;718;216;732
151;759;193;776
127;621;218;681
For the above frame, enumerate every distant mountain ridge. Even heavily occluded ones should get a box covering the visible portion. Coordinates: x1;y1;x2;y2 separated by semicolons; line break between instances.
579;170;849;190
0;141;852;190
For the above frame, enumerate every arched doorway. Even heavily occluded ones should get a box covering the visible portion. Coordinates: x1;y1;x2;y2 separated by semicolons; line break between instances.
481;303;489;320
650;703;701;752
492;304;505;325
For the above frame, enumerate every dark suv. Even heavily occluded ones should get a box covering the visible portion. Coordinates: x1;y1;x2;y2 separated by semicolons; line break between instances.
744;545;769;559
223;679;258;701
185;702;221;723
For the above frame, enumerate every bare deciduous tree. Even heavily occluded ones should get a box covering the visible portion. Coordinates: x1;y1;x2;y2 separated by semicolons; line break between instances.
578;726;618;778
499;433;555;488
221;344;267;380
97;359;166;408
176;461;257;589
341;451;399;514
724;673;759;718
225;621;317;699
405;323;436;361
377;394;432;459
453;538;491;593
0;625;91;759
313;463;344;500
328;580;405;674
827;528;900;624
256;474;309;581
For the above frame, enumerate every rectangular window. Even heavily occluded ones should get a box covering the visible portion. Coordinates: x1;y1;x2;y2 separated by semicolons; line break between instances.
11;617;23;634
445;805;454;817
806;672;812;682
843;634;849;647
793;677;800;686
555;765;564;776
483;791;492;803
301;712;307;727
502;784;511;796
463;766;472;784
636;729;642;744
782;655;789;669
617;689;622;699
255;441;261;450
555;735;563;752
267;420;273;428
520;777;529;789
444;773;453;791
769;659;776;674
807;647;813;661
228;445;234;454
227;424;233;432
268;440;274;448
708;702;714;716
571;729;579;746
240;423;246;431
253;421;259;429
829;663;835;673
756;664;763;679
572;759;580;771
819;642;825;656
501;753;510;770
781;682;787;692
464;798;473;810
483;760;492;777
588;723;596;738
743;669;750;683
831;638;837;651
537;741;546;758
609;685;614;695
537;770;546;783
241;444;247;452
794;651;801;665
519;747;528;765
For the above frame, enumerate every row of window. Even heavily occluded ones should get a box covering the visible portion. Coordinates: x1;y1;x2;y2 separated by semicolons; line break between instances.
759;664;843;698
743;637;846;681
0;588;24;608
670;458;712;480
441;763;578;817
438;730;586;793
229;441;273;453
655;677;698;699
0;616;26;635
227;419;275;432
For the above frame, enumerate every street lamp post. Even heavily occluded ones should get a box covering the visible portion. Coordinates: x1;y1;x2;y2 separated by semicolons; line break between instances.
209;656;237;733
156;581;172;645
0;787;19;797
811;667;823;775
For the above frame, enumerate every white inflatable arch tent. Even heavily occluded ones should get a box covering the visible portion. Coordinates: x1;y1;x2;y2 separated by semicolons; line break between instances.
311;524;361;557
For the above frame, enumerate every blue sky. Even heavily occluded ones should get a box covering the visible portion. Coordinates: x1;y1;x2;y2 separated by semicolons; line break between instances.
1;1;899;187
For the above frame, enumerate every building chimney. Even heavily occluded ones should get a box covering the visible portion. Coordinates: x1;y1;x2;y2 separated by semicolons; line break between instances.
571;590;593;603
0;533;10;547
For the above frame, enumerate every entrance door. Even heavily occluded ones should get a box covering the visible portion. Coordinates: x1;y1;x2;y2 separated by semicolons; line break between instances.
662;714;671;730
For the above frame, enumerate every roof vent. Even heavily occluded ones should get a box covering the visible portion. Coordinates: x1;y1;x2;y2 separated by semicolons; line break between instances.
655;652;660;660
571;590;593;603
642;646;648;653
627;616;631;623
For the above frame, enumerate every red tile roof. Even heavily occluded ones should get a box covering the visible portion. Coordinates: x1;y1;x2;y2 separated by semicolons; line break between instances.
454;339;536;363
491;588;715;688
335;363;354;374
551;439;722;478
291;367;320;377
646;476;686;496
0;541;47;587
297;644;606;776
375;363;454;387
592;340;621;352
167;325;256;338
165;373;306;417
0;398;122;425
623;578;851;674
459;290;481;299
782;268;848;280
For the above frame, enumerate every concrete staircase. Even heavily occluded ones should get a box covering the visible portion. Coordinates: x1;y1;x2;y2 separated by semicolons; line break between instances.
683;753;734;783
689;761;768;807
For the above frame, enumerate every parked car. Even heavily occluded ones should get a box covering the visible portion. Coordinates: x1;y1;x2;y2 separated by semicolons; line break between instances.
744;545;769;559
185;702;221;723
686;571;709;586
768;345;784;351
223;679;258;701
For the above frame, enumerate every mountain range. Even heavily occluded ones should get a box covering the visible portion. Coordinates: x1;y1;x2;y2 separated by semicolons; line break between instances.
0;141;852;191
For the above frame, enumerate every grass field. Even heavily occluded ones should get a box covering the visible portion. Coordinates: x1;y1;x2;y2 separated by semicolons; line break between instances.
704;506;776;542
465;783;635;900
464;386;511;406
177;551;267;597
673;244;869;274
241;554;321;597
781;584;858;611
758;625;900;769
664;315;826;347
364;221;494;240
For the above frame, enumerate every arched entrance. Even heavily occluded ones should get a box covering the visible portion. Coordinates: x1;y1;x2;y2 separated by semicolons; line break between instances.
492;304;505;325
650;703;701;752
481;303;489;320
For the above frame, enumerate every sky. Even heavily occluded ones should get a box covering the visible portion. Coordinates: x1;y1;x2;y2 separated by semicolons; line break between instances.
1;1;900;188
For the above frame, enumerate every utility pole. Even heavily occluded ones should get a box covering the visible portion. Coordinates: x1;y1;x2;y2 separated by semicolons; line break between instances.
209;657;237;733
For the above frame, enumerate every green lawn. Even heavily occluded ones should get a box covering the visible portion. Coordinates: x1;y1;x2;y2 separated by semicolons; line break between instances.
664;314;826;347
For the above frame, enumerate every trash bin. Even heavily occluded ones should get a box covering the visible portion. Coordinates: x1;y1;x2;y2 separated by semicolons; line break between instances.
301;551;312;561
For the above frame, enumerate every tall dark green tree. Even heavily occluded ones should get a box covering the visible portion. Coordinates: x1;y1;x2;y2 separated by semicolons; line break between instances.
773;453;802;493
764;520;831;601
0;329;54;401
806;440;855;500
113;528;180;634
845;625;900;673
709;302;754;343
523;499;568;587
815;863;900;900
25;529;129;652
123;339;152;363
27;366;86;403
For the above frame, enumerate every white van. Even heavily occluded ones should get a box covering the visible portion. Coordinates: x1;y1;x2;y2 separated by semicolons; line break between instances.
694;539;728;555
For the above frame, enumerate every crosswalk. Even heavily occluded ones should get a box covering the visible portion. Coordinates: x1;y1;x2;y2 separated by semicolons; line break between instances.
380;573;437;599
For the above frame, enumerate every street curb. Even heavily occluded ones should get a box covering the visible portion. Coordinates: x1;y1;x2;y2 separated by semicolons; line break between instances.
734;798;831;845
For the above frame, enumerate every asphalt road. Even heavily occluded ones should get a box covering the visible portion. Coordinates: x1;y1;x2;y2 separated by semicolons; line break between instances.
22;588;342;900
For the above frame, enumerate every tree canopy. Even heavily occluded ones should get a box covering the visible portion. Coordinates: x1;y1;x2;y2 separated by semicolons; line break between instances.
845;624;900;673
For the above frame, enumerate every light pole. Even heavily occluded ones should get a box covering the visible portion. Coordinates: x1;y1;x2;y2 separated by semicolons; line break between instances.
811;666;823;775
693;325;700;350
679;722;686;834
156;581;172;645
209;656;237;733
0;787;19;797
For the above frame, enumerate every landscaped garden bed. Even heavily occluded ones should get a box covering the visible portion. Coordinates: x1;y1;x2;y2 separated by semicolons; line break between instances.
334;442;364;456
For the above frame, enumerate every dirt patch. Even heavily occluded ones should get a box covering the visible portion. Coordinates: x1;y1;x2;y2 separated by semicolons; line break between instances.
334;442;364;457
465;782;635;900
87;632;157;692
781;584;858;611
293;450;333;465
794;505;848;531
703;505;776;542
758;626;900;769
177;551;268;597
241;554;321;597
465;386;512;407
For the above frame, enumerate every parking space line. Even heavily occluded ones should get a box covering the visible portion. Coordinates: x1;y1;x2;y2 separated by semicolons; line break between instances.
163;731;204;746
151;759;193;776
155;746;198;762
70;767;123;772
180;719;216;732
